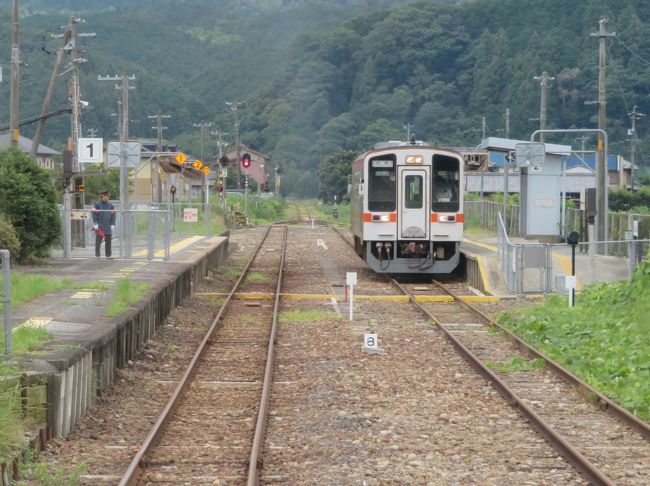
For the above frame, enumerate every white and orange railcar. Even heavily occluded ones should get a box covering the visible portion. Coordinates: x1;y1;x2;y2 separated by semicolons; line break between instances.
350;141;464;274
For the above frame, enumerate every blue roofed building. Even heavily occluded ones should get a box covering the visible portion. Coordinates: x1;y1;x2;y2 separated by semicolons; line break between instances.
564;154;634;189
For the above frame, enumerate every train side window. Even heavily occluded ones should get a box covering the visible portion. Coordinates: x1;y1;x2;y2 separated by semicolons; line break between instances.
432;154;459;212
368;155;396;211
404;175;423;208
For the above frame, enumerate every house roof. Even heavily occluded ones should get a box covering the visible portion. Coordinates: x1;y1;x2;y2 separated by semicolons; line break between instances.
223;145;269;160
565;154;627;172
480;137;571;155
0;133;61;156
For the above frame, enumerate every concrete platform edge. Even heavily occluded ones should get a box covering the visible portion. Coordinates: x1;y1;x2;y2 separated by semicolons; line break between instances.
32;238;229;439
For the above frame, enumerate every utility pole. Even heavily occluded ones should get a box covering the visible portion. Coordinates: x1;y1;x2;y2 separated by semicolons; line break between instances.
194;121;212;206
481;117;487;140
98;74;135;210
534;71;554;143
211;129;230;205
9;0;20;146
31;29;71;155
148;112;171;203
55;16;95;258
226;101;241;187
628;105;645;189
591;17;615;245
99;74;136;258
505;108;510;139
403;123;415;141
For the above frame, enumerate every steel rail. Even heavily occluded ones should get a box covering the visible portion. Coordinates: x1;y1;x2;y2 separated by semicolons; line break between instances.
392;279;614;486
430;279;650;442
247;224;288;485
329;225;617;484
333;224;650;441
119;225;274;486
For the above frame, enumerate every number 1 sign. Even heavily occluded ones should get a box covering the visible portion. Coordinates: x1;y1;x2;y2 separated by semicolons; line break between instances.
78;138;104;164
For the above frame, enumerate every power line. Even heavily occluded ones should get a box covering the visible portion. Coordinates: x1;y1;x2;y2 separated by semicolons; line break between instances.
615;36;650;66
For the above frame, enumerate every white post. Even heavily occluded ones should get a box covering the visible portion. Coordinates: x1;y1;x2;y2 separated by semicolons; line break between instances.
346;272;357;321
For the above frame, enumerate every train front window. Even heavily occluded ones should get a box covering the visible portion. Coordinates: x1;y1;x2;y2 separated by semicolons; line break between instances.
368;155;396;211
432;154;460;212
404;175;423;209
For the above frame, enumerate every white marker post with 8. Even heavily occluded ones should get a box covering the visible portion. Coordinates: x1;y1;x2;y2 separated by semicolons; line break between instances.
364;333;378;351
346;271;357;321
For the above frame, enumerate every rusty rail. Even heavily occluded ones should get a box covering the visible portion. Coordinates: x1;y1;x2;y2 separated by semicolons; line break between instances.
247;224;288;485
392;279;615;486
119;225;274;486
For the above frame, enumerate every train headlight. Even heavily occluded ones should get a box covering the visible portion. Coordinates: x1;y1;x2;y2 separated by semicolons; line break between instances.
438;214;456;222
380;214;391;222
405;155;423;164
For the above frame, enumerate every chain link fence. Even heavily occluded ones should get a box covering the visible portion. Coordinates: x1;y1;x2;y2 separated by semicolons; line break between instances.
466;200;650;244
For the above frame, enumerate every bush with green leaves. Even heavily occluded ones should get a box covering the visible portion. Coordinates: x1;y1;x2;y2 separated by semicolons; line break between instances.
0;148;61;262
0;216;21;259
498;258;650;420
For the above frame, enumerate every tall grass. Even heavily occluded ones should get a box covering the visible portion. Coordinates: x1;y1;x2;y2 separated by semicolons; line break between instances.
105;278;150;317
0;363;25;464
0;274;71;311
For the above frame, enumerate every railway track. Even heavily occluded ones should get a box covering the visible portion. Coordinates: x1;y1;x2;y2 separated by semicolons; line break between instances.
33;222;650;484
333;224;650;485
119;224;287;485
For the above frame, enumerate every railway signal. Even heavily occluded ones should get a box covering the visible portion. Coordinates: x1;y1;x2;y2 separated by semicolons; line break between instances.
242;153;251;170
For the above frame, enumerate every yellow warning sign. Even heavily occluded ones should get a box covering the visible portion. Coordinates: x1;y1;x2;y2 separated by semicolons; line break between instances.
176;152;187;164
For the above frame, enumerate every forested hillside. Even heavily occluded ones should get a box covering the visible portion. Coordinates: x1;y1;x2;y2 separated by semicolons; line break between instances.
2;0;649;196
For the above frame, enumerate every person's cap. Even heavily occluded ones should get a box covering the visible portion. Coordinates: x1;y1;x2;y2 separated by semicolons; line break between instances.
100;189;110;195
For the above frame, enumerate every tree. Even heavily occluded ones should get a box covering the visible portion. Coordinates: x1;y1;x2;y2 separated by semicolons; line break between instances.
0;148;61;262
318;150;356;202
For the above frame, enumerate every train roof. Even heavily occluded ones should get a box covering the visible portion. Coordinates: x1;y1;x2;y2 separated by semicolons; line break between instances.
354;142;462;162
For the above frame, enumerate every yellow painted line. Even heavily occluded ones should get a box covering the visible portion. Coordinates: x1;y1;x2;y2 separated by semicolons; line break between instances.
462;247;496;297
459;295;501;303
71;290;100;299
194;292;495;302
463;238;498;252
16;317;52;329
414;296;454;303
132;235;205;258
475;255;496;296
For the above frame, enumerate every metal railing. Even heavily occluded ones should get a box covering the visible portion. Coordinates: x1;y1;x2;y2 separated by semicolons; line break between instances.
466;199;650;243
497;213;552;293
58;202;226;260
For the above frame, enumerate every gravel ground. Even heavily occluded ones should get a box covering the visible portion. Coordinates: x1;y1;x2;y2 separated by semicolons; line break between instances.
22;224;616;485
261;225;584;485
20;227;267;485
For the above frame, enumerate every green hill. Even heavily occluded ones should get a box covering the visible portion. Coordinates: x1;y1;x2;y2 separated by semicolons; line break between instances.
2;0;649;196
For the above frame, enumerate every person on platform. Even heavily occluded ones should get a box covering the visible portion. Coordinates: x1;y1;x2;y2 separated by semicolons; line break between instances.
91;189;116;258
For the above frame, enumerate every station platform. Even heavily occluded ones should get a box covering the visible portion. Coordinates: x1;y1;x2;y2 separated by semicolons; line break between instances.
461;233;631;297
6;234;228;440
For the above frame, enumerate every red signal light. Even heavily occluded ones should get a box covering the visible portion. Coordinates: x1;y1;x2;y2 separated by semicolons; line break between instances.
242;153;251;169
217;186;224;192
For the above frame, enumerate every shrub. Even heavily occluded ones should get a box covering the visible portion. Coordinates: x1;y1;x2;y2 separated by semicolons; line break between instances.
0;148;61;262
0;216;20;259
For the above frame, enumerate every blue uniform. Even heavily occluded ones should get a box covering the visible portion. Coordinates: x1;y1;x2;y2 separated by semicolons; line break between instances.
92;199;116;257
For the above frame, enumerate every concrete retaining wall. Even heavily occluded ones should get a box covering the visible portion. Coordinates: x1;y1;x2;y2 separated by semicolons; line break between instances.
463;252;489;295
46;238;228;439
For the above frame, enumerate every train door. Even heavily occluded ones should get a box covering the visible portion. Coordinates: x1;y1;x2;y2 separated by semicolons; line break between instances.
399;167;429;239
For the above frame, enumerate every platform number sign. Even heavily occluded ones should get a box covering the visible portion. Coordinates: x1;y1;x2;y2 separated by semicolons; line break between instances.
364;333;378;350
78;138;103;164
